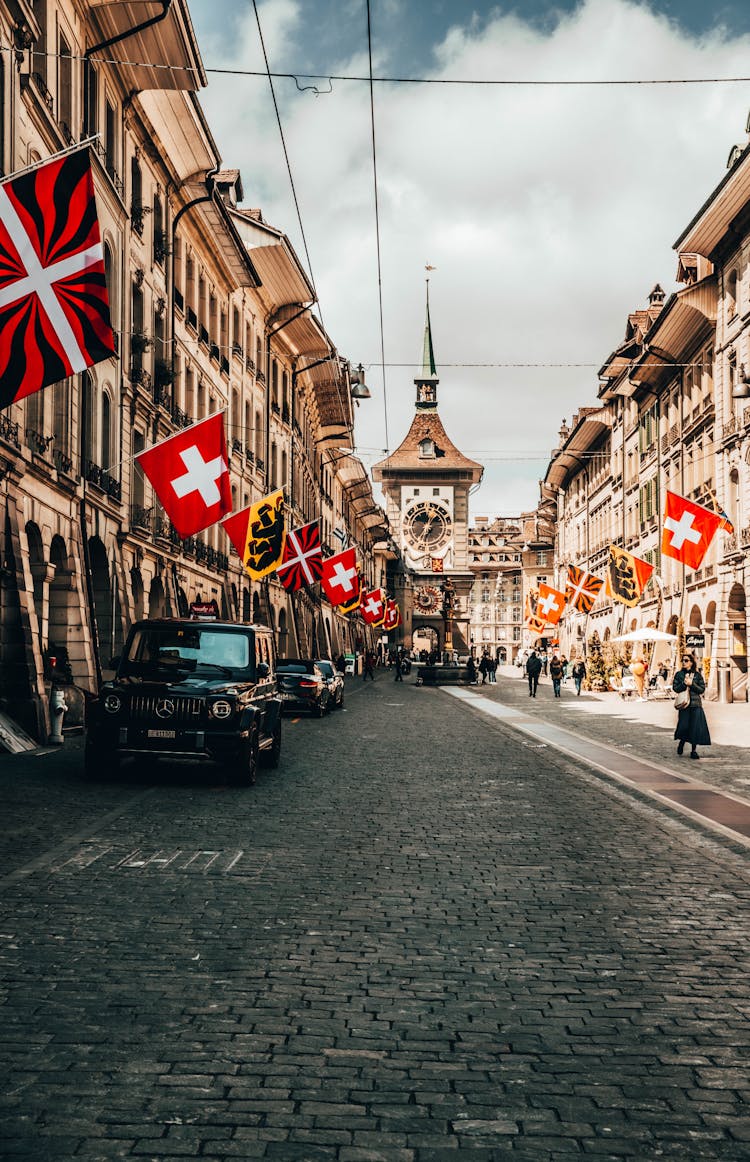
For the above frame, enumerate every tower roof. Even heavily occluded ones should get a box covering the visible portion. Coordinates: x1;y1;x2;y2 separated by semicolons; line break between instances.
420;284;438;379
372;411;483;480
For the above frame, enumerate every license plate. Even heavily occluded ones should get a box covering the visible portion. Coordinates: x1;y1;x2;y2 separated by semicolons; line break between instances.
147;729;176;739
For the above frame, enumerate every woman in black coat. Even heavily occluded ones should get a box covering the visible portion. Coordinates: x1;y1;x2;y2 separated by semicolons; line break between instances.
672;652;711;759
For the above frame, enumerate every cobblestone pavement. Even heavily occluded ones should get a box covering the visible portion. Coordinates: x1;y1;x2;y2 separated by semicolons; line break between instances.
486;667;750;800
2;674;750;1160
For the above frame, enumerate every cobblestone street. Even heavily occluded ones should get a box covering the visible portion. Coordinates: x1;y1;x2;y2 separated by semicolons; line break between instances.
3;672;750;1160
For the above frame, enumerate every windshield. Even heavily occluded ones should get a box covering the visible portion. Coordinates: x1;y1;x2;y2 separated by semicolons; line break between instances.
316;661;334;677
121;626;253;678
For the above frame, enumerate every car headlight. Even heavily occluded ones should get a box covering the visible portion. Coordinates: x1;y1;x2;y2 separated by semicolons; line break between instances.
208;699;233;720
104;694;122;714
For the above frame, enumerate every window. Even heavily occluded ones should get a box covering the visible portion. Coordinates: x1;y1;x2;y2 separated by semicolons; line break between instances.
433;487;440;496
153;195;164;265
727;268;738;318
130;155;143;230
132;431;145;507
101;391;112;469
105;99;116;176
58;35;73;133
85;62;98;137
419;438;435;458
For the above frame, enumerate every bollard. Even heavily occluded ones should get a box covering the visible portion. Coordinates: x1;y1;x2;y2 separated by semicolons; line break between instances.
49;686;68;745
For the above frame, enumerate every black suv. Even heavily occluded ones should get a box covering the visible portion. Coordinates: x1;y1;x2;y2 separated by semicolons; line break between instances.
85;619;282;785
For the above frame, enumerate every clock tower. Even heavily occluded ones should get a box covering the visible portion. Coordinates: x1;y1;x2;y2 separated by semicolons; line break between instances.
372;288;483;654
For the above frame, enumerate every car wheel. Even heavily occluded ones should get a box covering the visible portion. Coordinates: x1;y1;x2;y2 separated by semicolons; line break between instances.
261;719;281;769
233;728;259;786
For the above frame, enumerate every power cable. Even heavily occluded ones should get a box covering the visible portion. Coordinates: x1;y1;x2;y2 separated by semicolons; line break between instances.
366;0;389;455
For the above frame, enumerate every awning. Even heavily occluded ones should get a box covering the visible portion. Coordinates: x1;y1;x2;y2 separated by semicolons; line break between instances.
87;1;205;91
631;278;717;388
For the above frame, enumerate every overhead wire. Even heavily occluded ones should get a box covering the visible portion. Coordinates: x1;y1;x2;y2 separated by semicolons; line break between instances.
10;45;750;87
365;0;389;454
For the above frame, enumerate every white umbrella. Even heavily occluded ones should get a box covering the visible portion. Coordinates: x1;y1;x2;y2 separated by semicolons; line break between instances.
613;628;677;642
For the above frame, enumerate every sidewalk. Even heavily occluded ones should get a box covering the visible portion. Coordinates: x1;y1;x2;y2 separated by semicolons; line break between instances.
469;665;750;801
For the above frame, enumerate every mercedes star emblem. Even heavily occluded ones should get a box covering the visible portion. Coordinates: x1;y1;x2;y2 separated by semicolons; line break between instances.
155;698;175;719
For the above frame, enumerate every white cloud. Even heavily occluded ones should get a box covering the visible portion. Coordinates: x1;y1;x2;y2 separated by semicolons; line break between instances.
195;0;750;516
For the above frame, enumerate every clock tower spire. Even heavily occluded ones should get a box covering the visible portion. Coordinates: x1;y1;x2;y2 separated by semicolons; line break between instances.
415;279;438;410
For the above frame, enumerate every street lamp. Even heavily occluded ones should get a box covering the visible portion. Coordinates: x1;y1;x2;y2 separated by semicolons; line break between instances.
350;364;371;402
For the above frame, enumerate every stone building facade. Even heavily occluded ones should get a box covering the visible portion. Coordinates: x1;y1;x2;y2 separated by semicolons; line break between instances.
0;0;386;740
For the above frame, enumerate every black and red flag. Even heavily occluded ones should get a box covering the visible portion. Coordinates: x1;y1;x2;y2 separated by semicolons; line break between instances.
565;565;603;614
0;148;115;410
277;521;323;592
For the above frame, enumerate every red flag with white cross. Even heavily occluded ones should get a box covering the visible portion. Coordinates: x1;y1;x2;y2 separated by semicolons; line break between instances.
360;587;386;625
382;599;401;631
320;547;358;606
661;490;723;570
0;148;115;408
135;413;231;539
535;582;566;625
276;521;323;591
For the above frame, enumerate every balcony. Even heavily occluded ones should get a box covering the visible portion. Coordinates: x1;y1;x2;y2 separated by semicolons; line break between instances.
174;288;184;313
130;504;153;531
742;526;750;550
245;357;255;374
0;414;20;448
84;460;121;501
170;402;191;429
129;367;152;390
21;72;54;114
25;427;54;457
220;356;230;377
186;307;197;332
209;342;220;363
199;325;209;347
130;202;147;237
723;532;738;555
53;449;73;475
723;415;739;441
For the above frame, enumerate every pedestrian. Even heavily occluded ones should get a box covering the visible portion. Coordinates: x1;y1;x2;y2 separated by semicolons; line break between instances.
549;653;564;698
394;649;404;682
466;655;478;685
541;652;548;676
572;658;587;696
561;655;569;685
363;650;376;681
335;653;346;674
673;651;711;760
525;649;542;698
489;656;497;683
479;653;489;684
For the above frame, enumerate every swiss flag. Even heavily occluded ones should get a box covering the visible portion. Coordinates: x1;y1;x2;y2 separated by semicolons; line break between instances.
136;414;231;539
321;547;358;605
383;599;401;631
0;148;115;408
360;587;385;625
535;582;565;625
661;490;723;569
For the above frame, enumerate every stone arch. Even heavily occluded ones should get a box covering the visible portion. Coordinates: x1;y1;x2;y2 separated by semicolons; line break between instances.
689;603;702;629
242;588;251;622
666;614;678;635
89;536;112;660
48;535;74;679
252;591;262;623
705;601;716;630
25;522;45;649
148;575;166;618
131;567;144;621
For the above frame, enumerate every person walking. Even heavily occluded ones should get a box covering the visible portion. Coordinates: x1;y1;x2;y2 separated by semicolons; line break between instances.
489;656;497;683
572;658;587;696
525;649;542;698
479;653;489;685
394;649;404;682
466;655;478;685
561;655;569;685
673;651;711;759
363;650;376;681
549;653;564;698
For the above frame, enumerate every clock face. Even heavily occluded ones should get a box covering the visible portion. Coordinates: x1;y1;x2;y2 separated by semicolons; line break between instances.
414;585;441;614
403;501;452;553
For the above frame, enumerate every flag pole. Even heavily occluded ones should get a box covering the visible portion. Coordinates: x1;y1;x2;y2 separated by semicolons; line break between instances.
0;136;102;186
100;406;229;479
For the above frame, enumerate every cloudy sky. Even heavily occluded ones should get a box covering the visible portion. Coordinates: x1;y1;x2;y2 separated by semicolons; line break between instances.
188;0;750;517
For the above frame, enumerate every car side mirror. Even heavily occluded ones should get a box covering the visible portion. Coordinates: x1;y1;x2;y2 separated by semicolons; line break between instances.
256;662;270;679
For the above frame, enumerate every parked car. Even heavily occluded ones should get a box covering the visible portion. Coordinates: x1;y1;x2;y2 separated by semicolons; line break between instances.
315;658;345;709
84;619;282;785
276;658;330;717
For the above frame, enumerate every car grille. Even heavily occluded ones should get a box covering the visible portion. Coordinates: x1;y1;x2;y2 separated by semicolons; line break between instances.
128;694;204;726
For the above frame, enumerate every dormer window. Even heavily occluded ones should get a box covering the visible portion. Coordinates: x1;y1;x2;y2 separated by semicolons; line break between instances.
419;437;435;458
